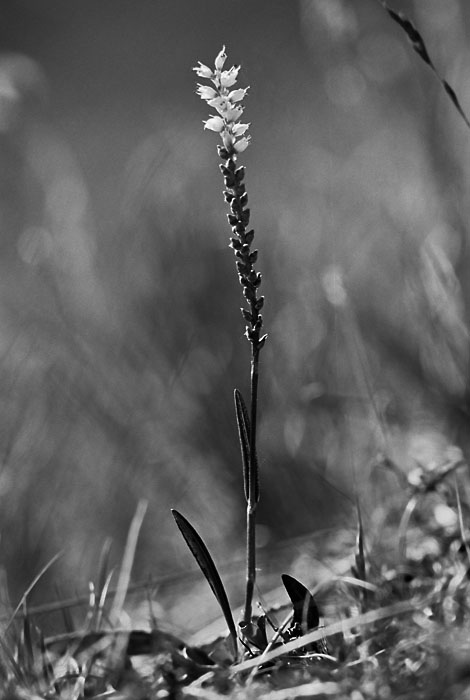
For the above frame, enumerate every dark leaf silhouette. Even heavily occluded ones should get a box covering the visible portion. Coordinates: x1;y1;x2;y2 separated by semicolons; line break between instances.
234;388;251;502
172;509;238;661
281;574;320;632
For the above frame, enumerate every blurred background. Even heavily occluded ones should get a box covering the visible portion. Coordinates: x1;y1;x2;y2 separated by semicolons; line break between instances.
1;0;470;635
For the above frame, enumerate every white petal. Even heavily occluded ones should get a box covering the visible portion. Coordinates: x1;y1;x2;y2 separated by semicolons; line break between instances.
203;116;225;132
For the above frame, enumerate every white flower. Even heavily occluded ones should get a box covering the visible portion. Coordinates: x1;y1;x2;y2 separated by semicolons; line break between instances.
207;96;232;114
228;88;249;103
193;62;213;79
214;46;227;71
233;136;251;153
196;84;218;100
225;105;244;122
195;47;251;152
220;66;240;88
203;115;225;132
232;123;250;137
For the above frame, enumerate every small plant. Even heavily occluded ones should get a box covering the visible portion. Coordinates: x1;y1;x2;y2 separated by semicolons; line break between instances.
195;45;265;631
173;46;265;644
172;46;327;663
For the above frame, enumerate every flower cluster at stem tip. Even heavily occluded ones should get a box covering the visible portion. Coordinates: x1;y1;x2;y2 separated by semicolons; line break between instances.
194;47;266;351
194;45;250;154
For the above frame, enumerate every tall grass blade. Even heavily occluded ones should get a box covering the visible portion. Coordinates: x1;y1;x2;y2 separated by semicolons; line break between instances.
97;537;113;603
354;499;366;584
110;499;148;625
6;551;63;632
378;0;470;129
21;607;34;676
171;509;238;661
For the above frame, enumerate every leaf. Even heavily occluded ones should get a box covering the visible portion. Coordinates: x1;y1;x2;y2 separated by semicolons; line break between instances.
281;574;320;632
354;499;367;585
111;499;148;625
281;574;328;654
171;509;238;661
378;0;470;129
234;389;251;502
234;389;259;505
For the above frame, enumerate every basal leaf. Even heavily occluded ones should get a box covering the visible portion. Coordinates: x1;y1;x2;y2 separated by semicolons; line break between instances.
172;509;238;661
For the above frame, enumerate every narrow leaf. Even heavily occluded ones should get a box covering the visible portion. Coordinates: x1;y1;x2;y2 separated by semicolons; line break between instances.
234;389;251;501
355;499;367;585
281;574;320;632
7;551;63;631
379;0;470;129
22;608;34;674
172;509;238;661
281;574;328;654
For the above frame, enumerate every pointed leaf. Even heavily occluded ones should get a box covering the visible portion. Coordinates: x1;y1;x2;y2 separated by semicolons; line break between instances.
172;509;238;661
281;574;320;632
355;499;367;584
234;389;251;501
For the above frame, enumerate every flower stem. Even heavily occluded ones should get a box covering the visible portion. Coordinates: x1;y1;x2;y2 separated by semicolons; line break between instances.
194;48;267;630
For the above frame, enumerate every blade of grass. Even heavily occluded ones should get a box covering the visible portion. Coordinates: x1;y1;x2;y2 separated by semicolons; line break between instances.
110;499;148;625
171;509;238;661
6;551;63;632
378;0;470;129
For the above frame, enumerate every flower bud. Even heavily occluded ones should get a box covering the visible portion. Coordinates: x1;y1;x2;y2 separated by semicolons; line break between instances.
235;166;245;182
241;209;250;225
196;84;218;100
234;136;251;153
222;130;234;149
217;146;230;159
232;123;250;137
214;46;227;70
